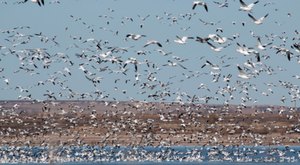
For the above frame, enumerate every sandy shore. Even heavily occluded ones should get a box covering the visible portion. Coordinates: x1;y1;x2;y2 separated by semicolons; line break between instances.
0;100;300;146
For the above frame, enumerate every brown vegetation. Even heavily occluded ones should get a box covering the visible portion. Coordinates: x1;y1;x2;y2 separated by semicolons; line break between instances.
0;100;300;146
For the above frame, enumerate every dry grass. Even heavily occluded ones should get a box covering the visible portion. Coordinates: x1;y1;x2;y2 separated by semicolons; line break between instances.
0;101;299;146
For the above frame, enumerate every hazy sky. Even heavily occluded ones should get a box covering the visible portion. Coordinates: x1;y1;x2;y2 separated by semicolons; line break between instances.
1;0;300;107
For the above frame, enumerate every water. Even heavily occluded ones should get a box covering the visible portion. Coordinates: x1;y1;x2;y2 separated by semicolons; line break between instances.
1;145;300;164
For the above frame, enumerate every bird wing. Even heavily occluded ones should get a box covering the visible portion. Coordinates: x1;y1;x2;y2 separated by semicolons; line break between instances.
248;13;257;21
143;42;151;47
263;13;269;18
207;41;216;49
256;53;261;62
156;42;163;47
175;35;182;40
178;63;187;70
204;3;208;12
287;52;292;61
192;3;197;10
239;0;247;7
257;37;262;44
206;60;213;66
126;34;132;38
237;65;243;71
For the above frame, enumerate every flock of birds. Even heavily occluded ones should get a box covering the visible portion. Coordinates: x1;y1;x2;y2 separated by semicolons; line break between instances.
0;0;300;107
0;0;300;163
0;0;299;107
1;145;300;163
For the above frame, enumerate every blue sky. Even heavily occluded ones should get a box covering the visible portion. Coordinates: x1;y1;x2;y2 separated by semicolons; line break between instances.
1;0;300;107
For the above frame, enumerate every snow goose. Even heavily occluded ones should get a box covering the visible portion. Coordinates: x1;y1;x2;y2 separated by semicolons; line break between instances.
192;1;208;12
239;0;258;12
24;0;44;6
248;13;269;25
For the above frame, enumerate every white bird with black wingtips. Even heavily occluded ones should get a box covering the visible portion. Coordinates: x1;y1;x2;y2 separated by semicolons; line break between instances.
174;36;194;44
248;13;269;25
239;0;259;12
192;1;208;12
24;0;44;6
257;37;272;50
144;40;162;47
126;34;146;41
237;64;250;79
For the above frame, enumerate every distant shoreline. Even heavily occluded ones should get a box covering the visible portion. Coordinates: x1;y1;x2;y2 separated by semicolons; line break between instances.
1;99;299;109
0;100;300;146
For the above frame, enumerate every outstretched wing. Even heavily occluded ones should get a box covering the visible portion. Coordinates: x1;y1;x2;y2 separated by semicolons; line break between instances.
248;13;257;21
239;0;247;7
204;3;208;12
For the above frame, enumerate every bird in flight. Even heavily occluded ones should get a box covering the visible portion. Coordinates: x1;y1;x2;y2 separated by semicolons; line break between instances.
192;1;208;12
174;36;194;44
248;13;269;25
237;64;250;79
24;0;44;6
257;37;272;50
239;0;259;12
144;40;162;47
125;34;146;41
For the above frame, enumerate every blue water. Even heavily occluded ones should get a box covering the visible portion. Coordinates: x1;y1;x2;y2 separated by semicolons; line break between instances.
1;145;300;164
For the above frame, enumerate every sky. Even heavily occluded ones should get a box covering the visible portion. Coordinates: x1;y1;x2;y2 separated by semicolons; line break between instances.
0;0;300;107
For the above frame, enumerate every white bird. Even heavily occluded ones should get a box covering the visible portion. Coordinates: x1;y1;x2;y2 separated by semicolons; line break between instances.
15;86;29;93
239;0;259;12
207;41;226;52
244;60;255;68
4;78;9;85
144;40;162;47
237;64;250;79
63;67;72;76
125;33;146;41
156;49;172;56
223;74;232;82
174;36;194;44
163;60;187;70
236;43;255;55
192;1;208;12
292;43;300;53
213;0;228;8
273;46;293;61
24;0;44;6
201;60;220;71
248;13;269;25
78;64;88;74
208;34;227;44
257;37;272;50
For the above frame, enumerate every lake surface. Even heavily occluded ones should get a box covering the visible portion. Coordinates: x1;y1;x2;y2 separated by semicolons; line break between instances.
1;145;300;164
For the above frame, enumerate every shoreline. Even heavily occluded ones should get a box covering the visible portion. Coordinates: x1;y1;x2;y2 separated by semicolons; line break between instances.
0;100;300;147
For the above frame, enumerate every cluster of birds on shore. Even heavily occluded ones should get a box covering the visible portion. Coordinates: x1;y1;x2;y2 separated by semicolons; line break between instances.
0;99;300;163
0;0;300;107
1;92;300;164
